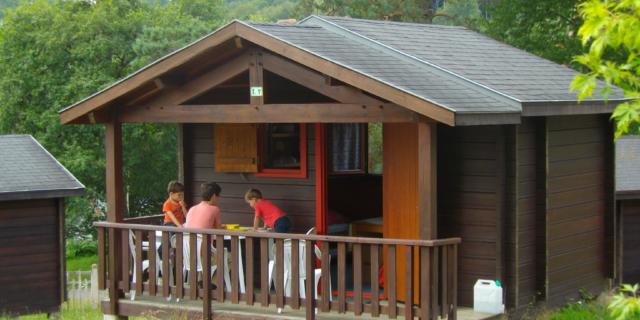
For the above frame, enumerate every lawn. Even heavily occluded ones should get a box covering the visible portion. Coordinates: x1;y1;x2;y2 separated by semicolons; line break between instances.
66;254;98;271
1;302;153;320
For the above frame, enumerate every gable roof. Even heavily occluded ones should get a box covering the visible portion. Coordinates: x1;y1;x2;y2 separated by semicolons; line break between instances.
59;16;628;126
302;16;626;104
616;135;640;199
0;135;85;201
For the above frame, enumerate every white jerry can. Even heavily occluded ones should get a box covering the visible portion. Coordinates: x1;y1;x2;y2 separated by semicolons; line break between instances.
473;279;505;314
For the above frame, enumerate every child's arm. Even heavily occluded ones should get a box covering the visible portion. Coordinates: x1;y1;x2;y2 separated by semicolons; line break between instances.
166;211;183;227
253;215;261;230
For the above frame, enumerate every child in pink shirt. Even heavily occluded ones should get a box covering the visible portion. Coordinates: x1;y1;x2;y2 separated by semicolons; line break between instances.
186;182;222;229
245;188;291;233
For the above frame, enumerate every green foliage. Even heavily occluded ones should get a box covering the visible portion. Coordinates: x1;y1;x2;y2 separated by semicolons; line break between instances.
66;238;97;258
432;0;484;30
484;0;584;66
367;122;382;174
609;284;640;320
226;0;298;22
66;255;98;272
295;0;435;22
546;302;611;320
0;0;225;240
571;0;640;138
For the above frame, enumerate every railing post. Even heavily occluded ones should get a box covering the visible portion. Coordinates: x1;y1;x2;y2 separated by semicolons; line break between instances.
305;239;315;320
107;227;123;315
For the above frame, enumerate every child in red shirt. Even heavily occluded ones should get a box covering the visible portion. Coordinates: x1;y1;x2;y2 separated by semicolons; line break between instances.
245;188;291;233
163;181;187;227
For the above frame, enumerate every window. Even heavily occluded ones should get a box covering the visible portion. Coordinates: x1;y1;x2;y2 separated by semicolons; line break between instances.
257;124;307;178
329;123;366;174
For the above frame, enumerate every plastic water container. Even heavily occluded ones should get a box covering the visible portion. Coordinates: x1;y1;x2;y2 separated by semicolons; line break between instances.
473;279;505;314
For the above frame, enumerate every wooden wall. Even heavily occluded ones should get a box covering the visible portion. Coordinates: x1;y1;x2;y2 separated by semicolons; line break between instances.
619;199;640;285
438;125;504;307
544;115;610;306
183;123;317;232
0;199;63;315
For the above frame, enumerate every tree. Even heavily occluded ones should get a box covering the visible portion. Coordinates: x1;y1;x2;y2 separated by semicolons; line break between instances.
432;0;484;30
571;0;640;138
295;0;435;23
0;0;224;238
484;0;584;66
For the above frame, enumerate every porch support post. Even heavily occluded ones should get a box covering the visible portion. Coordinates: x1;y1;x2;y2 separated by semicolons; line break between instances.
105;116;126;318
418;120;437;240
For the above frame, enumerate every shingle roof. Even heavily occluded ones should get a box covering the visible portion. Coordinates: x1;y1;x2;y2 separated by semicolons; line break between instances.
303;15;626;103
0;135;84;201
247;23;520;116
616;136;640;197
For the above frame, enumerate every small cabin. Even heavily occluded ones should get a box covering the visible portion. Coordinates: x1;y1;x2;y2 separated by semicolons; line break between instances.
0;135;84;316
615;135;640;285
60;16;627;319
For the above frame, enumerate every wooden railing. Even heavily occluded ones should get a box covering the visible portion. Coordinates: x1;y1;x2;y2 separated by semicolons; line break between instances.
95;222;460;320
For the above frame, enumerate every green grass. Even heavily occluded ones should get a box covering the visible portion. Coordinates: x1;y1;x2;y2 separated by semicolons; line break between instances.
545;302;612;320
66;254;98;271
1;302;154;319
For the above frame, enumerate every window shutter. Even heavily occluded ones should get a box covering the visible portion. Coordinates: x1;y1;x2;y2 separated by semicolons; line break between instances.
214;124;258;172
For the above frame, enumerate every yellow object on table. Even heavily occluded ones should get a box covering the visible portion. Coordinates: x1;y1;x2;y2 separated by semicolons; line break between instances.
225;224;240;230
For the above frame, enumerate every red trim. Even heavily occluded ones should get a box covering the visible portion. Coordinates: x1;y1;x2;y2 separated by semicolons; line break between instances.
255;124;307;179
315;123;327;235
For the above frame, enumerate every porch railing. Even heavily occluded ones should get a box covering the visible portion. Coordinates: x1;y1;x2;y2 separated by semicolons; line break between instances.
95;221;460;320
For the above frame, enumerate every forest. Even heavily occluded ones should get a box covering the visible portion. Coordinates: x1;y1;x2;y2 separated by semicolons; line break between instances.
0;0;632;241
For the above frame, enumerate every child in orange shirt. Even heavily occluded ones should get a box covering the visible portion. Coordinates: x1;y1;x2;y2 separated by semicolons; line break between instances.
163;181;187;227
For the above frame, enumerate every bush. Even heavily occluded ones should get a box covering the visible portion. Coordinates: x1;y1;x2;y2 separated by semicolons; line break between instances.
609;284;640;320
66;238;97;258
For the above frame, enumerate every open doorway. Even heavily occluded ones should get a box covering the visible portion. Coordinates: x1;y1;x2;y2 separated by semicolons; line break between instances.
325;123;383;237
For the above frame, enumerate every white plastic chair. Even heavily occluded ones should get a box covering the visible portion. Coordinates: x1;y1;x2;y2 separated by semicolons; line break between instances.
128;230;161;300
181;234;232;293
268;227;331;302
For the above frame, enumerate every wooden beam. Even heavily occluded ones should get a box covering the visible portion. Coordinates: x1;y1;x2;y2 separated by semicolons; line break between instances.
261;51;389;106
236;23;455;125
120;103;419;123
105;119;125;222
417;120;437;239
138;51;251;110
249;49;264;105
60;22;238;124
105;117;125;317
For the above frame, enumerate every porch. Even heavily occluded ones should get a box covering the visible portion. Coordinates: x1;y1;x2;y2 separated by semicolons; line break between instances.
95;220;470;319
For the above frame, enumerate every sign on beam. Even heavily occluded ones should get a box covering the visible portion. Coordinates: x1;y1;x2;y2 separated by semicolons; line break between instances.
250;87;263;97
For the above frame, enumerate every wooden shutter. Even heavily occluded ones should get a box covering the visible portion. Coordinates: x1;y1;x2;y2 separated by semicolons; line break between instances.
214;124;258;172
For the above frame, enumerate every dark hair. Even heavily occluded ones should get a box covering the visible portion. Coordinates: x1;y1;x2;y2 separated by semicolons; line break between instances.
244;188;262;201
167;180;184;194
201;182;221;201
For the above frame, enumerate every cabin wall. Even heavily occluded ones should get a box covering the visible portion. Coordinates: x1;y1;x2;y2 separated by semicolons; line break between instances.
0;199;62;315
620;199;640;284
183;123;317;232
544;115;611;306
438;125;504;307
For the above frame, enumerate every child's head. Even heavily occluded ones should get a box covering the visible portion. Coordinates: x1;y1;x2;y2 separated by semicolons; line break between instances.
201;182;222;204
244;188;262;208
167;181;185;203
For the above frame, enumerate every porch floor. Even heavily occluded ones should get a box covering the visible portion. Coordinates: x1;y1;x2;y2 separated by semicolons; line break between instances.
107;293;500;320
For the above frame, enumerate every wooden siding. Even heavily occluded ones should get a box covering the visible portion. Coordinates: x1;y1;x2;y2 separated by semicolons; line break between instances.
0;199;62;315
438;125;503;307
183;123;316;232
545;115;610;306
621;199;640;284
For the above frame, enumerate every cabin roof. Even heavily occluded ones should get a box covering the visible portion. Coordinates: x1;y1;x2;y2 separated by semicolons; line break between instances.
0;135;85;201
59;16;628;126
616;135;640;198
303;16;625;103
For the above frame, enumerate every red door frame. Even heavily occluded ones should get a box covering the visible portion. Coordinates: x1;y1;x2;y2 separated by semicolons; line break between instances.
314;123;328;235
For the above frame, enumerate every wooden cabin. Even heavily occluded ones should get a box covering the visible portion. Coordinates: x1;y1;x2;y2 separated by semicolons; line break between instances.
0;135;84;316
615;136;640;285
60;16;627;319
